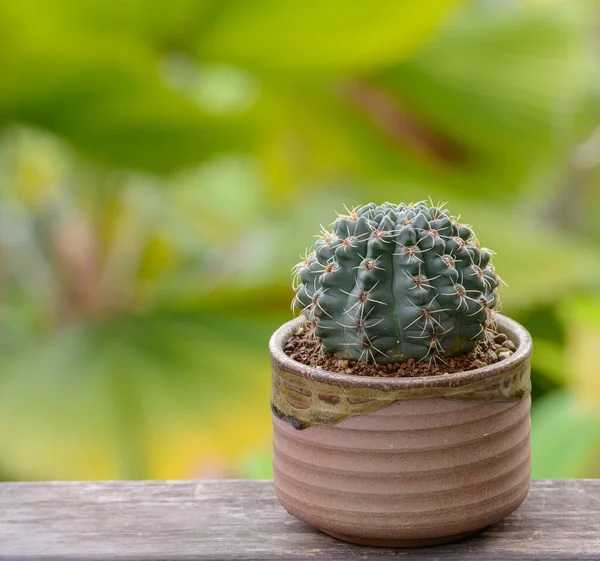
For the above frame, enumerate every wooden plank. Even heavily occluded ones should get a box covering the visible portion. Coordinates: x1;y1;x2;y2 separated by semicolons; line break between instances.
0;480;599;560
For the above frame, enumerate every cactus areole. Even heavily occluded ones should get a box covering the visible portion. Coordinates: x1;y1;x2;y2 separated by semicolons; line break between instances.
292;201;501;365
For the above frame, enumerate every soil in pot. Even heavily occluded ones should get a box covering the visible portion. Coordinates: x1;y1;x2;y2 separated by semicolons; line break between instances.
284;324;517;377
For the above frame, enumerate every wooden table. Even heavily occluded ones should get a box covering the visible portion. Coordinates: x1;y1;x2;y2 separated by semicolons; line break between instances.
1;479;599;560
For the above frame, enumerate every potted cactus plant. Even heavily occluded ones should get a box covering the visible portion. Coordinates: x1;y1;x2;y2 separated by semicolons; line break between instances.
270;201;532;547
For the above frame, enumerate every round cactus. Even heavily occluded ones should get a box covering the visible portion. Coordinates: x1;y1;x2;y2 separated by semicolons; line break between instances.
292;201;502;364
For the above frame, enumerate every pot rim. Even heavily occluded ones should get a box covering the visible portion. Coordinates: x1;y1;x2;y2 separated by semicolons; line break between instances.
269;313;532;391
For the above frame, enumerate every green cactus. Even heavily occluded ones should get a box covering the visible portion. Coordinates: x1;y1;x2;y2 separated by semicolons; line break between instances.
292;201;501;364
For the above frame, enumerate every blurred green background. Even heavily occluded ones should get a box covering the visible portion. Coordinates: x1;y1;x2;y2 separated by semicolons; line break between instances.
1;0;599;481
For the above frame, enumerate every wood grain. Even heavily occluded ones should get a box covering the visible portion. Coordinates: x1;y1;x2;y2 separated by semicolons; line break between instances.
1;480;598;560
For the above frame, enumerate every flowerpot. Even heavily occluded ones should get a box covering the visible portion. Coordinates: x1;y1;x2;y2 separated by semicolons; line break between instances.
270;313;532;547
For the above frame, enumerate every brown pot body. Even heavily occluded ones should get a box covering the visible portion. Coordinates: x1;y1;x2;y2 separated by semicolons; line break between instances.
270;315;532;547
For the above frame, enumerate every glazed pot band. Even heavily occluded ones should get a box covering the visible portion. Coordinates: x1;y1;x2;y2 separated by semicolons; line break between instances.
270;315;532;429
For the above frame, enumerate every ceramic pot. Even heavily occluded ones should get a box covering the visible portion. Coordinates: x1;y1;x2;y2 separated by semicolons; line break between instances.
270;314;532;547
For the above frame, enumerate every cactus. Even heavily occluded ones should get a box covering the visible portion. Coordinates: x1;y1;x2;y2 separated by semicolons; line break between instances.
292;201;501;364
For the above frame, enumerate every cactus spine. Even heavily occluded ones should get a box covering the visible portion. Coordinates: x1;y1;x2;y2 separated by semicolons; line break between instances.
292;201;501;364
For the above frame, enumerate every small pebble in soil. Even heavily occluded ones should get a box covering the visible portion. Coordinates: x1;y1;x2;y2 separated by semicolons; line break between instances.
494;333;508;344
284;326;517;377
470;359;487;369
503;340;516;352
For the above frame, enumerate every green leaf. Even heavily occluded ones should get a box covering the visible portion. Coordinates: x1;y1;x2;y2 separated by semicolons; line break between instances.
0;312;274;480
378;1;593;188
0;2;251;172
238;449;273;480
198;0;462;71
560;295;600;408
530;339;565;386
531;391;600;478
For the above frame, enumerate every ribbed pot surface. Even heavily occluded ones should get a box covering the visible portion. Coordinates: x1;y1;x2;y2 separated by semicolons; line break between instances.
273;396;531;547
